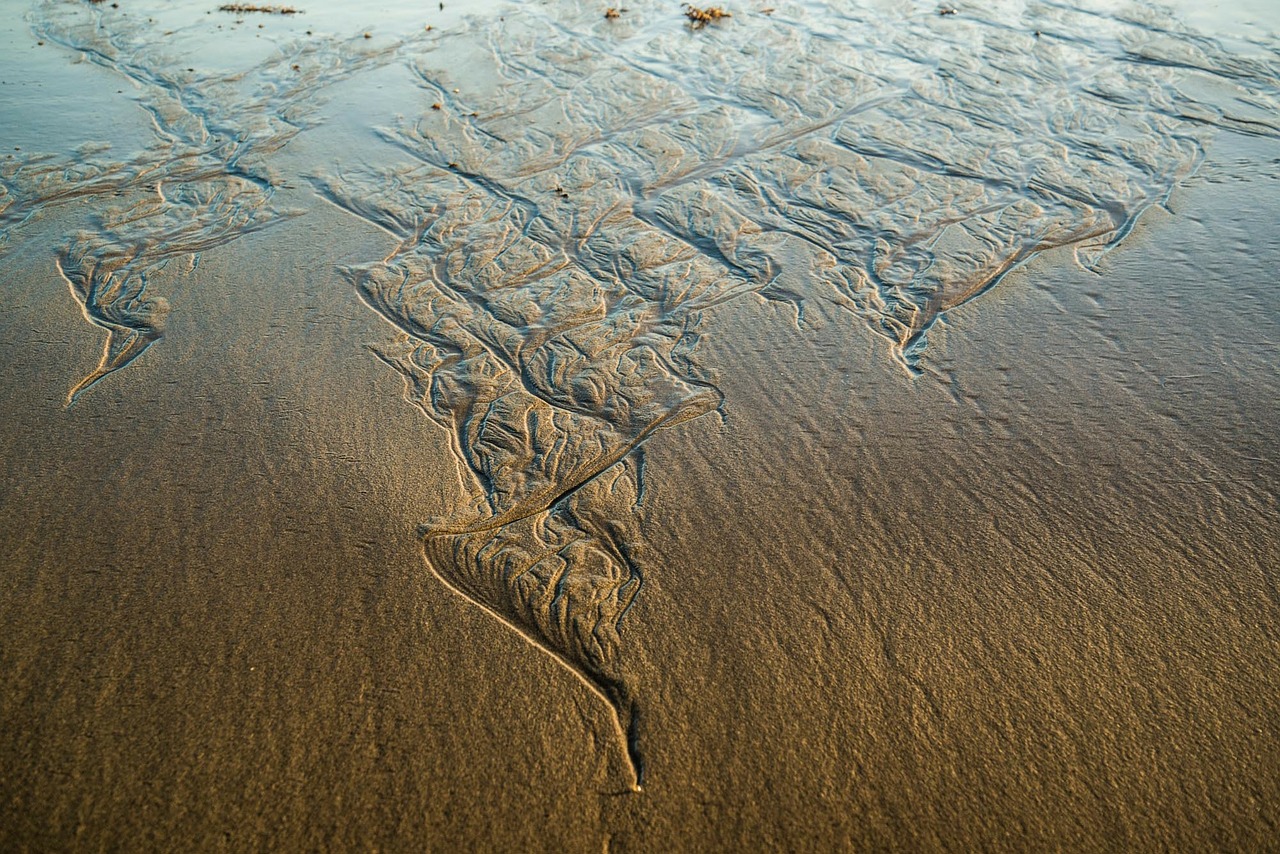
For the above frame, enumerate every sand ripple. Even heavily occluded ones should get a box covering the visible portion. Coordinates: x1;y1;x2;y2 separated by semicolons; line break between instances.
314;0;1278;786
5;0;427;402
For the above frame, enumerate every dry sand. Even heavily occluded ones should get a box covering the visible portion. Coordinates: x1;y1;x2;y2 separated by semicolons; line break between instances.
1;0;1278;849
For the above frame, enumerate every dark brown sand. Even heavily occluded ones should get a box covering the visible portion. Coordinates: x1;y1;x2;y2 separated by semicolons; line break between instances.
1;0;1278;849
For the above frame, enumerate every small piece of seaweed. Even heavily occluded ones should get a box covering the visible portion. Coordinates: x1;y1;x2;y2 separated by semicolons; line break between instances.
217;4;301;14
683;4;731;28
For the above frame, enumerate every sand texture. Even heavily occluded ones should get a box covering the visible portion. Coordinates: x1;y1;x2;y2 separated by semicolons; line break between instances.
1;0;1278;849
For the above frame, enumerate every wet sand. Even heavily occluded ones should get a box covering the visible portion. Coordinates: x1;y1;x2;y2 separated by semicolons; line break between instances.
1;0;1278;849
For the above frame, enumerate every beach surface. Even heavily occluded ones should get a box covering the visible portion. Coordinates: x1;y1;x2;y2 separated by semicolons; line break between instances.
1;0;1278;849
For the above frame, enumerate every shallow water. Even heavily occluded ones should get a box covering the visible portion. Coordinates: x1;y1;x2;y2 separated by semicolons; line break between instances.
1;0;1278;849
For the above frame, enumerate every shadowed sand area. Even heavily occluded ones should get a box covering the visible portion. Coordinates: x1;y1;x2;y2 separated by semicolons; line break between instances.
1;0;1278;849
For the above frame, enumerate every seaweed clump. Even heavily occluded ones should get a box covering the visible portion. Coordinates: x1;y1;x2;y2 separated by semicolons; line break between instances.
217;4;301;14
683;4;731;28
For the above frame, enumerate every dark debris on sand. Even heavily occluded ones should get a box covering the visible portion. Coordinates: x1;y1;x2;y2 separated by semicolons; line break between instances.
683;4;731;28
217;4;301;14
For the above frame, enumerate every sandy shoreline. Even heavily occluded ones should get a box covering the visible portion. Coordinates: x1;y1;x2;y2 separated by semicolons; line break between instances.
2;0;1278;849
